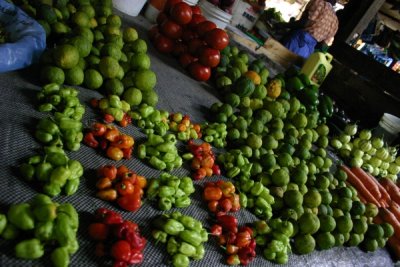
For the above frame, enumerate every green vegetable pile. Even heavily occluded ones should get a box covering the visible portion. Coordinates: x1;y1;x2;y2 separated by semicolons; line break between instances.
0;194;79;266
146;173;195;210
152;212;207;267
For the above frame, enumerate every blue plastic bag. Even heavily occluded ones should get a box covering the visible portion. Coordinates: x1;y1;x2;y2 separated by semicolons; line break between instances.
0;0;46;73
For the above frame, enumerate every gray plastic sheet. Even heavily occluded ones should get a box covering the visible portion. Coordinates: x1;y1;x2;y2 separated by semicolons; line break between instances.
0;12;395;267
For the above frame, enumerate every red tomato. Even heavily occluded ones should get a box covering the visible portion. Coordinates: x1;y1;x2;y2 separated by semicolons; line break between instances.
155;34;174;53
117;188;142;211
199;47;220;67
116;180;135;196
172;42;188;57
111;240;132;262
88;223;109;241
156;12;168;25
91;122;106;136
189;62;211;81
205;28;229;50
196;20;217;37
106;146;124;161
188;14;206;29
161;19;182;39
188;38;206;56
98;165;117;180
182;29;198;43
179;53;197;68
165;0;182;12
191;5;202;15
170;2;193;25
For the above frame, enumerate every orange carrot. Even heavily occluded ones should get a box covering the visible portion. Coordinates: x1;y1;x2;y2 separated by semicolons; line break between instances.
341;165;381;207
366;173;392;203
389;201;400;221
380;178;400;205
388;236;400;260
351;167;382;200
380;208;400;240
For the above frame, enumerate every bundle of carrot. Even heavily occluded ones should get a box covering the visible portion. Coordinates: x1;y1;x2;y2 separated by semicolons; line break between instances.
340;165;389;208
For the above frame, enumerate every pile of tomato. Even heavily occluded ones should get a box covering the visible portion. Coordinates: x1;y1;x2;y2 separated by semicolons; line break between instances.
187;140;221;180
149;0;229;81
95;165;147;212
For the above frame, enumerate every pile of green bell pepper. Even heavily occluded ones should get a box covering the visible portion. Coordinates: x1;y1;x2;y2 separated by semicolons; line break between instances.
19;145;83;197
201;122;228;148
36;83;85;151
152;212;207;267
146;173;195;211
252;218;293;264
97;94;131;123
137;133;182;171
0;194;79;267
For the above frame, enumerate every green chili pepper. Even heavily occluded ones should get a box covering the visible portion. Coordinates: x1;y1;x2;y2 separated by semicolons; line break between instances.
59;119;82;131
30;194;53;207
38;103;54;112
37;118;60;135
1;223;19;240
158;197;173;211
156;142;175;153
66;141;81;152
175;196;190;208
51;247;70;267
255;196;270;211
255;235;267;246
179;215;197;231
170;211;182;220
174;188;186;198
49;94;61;105
172;253;190;267
177;132;187;141
35;130;54;143
139;104;154;118
33;203;57;222
167;236;179;254
34;221;54;241
146;178;159;199
64;96;79;108
0;214;7;235
62;107;75;117
128;110;141;120
163;219;184;236
152;229;168;243
46;152;68;166
173;157;182;168
28;155;42;165
241;178;254;192
162;152;176;163
179;230;202;247
137;144;147;159
53;215;75;248
182;153;194;160
254;220;271;235
239;192;248;208
20;163;35;181
8;203;35;230
180;177;195;195
43;83;60;95
15;238;44;260
192;244;205;260
164;133;176;143
158;186;175;198
149;156;166;170
50;166;71;187
57;204;79;230
199;228;208;242
67;160;83;180
227;166;240;178
154;122;168;136
247;197;254;208
64;179;80;196
43;182;62;197
250;182;264;196
179;242;196;257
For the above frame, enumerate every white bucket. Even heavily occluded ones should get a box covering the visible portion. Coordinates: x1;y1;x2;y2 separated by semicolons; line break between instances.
230;0;261;31
183;0;199;6
373;113;400;145
198;0;232;29
113;0;147;16
144;3;160;23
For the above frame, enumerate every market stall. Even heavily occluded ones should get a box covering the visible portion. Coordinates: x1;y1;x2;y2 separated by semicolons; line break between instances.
0;0;399;266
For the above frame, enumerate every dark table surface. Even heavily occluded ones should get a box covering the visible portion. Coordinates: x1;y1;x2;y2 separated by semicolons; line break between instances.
0;10;395;267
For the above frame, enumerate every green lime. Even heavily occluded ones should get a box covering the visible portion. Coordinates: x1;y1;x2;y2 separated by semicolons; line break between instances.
286;76;304;91
99;56;120;79
247;133;262;149
122;87;142;106
352;218;368;235
303;188;322;208
123;27;138;43
135;70;156;91
217;76;233;90
100;43;122;60
240;107;253;118
381;222;394;238
79;5;95;18
299;212;320;234
292;168;308;185
293;234;315;255
74;26;94;43
131;39;147;53
316;232;335;250
318;214;336;232
240;145;253;158
84;68;103;89
255;109;272;124
64;66;84;85
315;175;330;190
142;90;158;106
350;201;366;216
277;153;293;168
320;190;332;205
336;215;353;234
361;239;378;252
53;44;80;69
335;169;348;181
249;119;264;135
259;153;276;170
106;14;122;27
366;224;384;239
271;168;290;187
347;233;363;247
40;65;65;84
71;11;89;27
283;189;303;208
130;52;151;70
103;78;124;96
365;203;379;218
